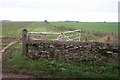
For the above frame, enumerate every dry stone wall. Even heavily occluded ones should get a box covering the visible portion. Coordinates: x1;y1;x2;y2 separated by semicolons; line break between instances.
27;40;119;63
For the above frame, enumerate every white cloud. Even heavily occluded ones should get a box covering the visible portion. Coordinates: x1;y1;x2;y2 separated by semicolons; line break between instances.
0;0;119;21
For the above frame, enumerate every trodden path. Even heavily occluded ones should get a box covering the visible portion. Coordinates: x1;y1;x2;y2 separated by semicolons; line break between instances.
2;68;35;78
1;39;37;79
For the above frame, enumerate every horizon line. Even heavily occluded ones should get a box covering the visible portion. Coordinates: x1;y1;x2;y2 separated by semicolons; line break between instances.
0;20;118;22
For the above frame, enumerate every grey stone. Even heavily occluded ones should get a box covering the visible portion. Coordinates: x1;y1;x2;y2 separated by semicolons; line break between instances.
107;51;113;54
49;45;54;48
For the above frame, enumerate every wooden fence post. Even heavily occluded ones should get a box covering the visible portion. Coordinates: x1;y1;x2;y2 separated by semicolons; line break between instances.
22;29;28;57
78;30;81;42
106;36;110;42
61;33;65;41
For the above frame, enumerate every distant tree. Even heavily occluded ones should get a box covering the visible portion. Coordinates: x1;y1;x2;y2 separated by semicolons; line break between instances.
44;20;49;23
2;20;11;22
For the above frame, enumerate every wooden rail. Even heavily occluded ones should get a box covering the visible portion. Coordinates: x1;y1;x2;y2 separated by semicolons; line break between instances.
28;29;81;41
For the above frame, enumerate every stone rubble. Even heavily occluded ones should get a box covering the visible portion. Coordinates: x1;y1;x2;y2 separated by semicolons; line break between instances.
28;42;118;63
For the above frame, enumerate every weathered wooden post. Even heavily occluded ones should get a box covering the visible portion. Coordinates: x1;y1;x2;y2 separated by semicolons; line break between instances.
22;29;28;57
78;29;81;42
106;36;110;42
61;32;65;41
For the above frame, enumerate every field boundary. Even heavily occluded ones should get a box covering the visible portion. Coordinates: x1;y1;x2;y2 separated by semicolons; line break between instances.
22;29;82;56
21;29;118;64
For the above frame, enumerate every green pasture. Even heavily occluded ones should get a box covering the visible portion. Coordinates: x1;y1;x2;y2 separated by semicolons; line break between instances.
2;21;119;78
2;22;118;37
52;22;118;32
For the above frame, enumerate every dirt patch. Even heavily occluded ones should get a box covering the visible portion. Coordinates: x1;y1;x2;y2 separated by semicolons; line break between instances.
2;68;35;78
99;35;118;42
55;26;76;31
2;37;21;48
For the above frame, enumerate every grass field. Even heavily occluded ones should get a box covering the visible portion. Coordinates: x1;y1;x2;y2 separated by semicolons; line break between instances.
52;22;118;33
2;22;118;37
2;21;118;46
2;21;119;78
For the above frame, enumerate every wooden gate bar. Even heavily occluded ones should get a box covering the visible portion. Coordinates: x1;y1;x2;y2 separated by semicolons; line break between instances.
22;29;82;57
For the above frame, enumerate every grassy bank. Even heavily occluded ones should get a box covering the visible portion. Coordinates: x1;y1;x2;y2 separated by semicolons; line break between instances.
5;44;119;78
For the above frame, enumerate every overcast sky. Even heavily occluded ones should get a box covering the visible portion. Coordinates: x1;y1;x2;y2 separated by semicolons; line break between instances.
0;0;119;22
